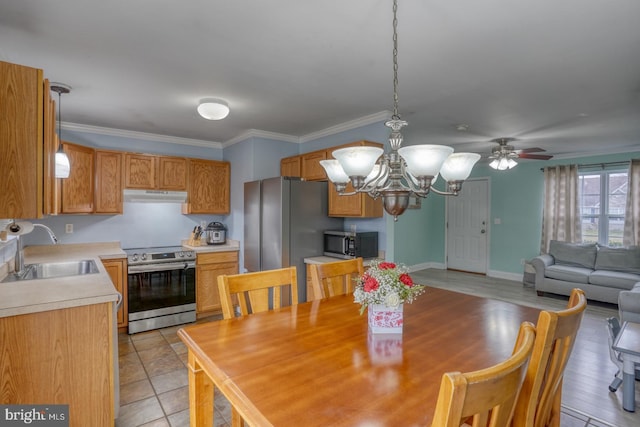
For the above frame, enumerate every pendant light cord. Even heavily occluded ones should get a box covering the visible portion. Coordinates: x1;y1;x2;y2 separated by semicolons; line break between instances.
391;0;400;120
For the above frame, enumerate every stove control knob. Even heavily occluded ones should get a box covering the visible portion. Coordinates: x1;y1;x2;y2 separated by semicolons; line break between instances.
141;253;147;261
186;252;193;258
131;253;139;262
177;251;185;258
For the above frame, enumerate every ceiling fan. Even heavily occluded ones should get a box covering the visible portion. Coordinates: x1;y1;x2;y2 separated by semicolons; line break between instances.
487;137;553;170
489;137;553;160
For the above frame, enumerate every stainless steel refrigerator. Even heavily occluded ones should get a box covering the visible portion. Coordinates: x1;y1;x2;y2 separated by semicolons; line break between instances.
244;177;343;302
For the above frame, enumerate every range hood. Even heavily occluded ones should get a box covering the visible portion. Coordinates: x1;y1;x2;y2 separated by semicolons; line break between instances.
123;189;188;203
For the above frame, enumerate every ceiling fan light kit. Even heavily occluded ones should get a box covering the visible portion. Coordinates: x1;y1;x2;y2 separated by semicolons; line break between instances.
197;98;230;120
320;0;480;221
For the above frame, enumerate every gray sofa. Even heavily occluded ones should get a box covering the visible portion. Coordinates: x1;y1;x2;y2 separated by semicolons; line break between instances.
532;240;640;304
619;284;640;323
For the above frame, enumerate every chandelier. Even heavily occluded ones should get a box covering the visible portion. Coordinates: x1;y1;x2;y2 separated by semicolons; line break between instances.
320;0;480;221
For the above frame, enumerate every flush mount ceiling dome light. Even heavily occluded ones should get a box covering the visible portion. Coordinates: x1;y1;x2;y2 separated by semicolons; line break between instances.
320;0;480;221
197;98;230;120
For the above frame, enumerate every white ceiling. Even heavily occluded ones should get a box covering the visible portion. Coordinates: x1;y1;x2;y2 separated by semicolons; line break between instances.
2;0;640;159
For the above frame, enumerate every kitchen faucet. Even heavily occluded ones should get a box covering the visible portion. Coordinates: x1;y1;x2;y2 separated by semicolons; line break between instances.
5;221;59;276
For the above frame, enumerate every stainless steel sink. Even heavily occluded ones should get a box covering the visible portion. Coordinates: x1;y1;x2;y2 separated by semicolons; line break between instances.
2;259;100;282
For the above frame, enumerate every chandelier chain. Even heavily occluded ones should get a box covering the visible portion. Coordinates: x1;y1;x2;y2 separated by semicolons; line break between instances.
392;0;400;120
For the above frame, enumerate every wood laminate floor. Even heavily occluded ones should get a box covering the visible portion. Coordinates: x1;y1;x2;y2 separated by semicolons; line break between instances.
411;268;640;427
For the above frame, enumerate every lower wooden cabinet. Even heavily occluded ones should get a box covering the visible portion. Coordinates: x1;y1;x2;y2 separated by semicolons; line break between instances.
102;257;128;328
196;251;238;316
0;303;115;426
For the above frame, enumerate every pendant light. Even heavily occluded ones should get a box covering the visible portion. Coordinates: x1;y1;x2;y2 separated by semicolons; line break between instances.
50;83;71;179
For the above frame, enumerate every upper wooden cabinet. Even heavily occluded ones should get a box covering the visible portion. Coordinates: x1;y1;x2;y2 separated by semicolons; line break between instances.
124;153;157;189
184;159;230;214
59;142;95;214
43;79;57;216
95;150;123;214
280;155;301;178
158;156;188;190
0;61;52;219
327;141;384;218
124;153;188;190
301;150;328;181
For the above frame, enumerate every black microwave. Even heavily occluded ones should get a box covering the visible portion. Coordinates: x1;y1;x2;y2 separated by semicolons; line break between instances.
323;231;378;260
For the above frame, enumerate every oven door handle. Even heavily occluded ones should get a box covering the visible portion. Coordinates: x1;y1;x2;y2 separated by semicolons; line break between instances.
128;262;195;274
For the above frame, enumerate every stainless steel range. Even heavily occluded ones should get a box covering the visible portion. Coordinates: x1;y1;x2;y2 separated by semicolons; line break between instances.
125;246;196;334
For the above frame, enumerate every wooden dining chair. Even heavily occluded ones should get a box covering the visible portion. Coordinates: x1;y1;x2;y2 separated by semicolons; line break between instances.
431;321;537;427
217;266;298;426
511;288;587;427
217;266;298;319
309;257;364;300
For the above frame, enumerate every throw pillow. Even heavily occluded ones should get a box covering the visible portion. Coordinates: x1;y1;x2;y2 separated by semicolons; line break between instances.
549;240;597;269
595;246;640;274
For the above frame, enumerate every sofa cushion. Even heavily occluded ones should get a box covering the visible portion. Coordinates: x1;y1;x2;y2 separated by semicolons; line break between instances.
545;264;592;284
549;240;598;269
594;246;640;274
589;270;640;290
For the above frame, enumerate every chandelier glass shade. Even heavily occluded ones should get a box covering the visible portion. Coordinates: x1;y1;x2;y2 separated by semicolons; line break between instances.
320;0;480;220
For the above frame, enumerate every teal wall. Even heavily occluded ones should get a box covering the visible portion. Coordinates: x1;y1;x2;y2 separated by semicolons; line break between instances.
391;150;640;274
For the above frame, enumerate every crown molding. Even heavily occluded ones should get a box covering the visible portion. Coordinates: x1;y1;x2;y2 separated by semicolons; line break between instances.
299;111;392;143
223;129;300;147
61;122;224;149
551;145;640;160
61;110;393;150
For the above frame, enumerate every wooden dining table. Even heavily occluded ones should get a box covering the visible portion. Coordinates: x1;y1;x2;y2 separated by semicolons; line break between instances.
178;286;540;427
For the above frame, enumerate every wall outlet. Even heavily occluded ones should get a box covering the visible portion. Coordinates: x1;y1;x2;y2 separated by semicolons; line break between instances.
520;258;525;266
200;220;207;229
65;224;73;234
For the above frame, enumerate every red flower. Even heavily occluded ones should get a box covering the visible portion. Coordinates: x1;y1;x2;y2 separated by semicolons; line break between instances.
363;275;379;293
399;273;414;287
378;262;396;270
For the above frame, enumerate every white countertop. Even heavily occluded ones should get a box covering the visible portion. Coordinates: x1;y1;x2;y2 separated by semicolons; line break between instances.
182;239;240;253
0;242;124;318
304;256;379;266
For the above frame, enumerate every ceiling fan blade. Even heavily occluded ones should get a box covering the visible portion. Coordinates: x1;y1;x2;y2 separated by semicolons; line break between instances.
518;147;546;154
518;153;553;160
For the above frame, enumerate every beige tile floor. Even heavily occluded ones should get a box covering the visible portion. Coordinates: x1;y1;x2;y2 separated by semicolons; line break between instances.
115;269;632;427
116;314;231;427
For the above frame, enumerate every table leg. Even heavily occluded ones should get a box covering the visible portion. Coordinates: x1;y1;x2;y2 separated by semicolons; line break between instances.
187;351;215;426
622;358;636;412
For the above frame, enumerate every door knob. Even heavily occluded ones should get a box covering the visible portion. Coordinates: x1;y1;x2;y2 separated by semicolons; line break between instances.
481;229;486;234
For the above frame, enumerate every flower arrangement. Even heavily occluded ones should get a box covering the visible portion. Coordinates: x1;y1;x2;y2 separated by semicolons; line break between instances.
353;260;426;314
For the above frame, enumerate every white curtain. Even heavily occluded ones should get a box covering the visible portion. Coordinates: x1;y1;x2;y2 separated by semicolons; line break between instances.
541;165;581;253
623;159;640;246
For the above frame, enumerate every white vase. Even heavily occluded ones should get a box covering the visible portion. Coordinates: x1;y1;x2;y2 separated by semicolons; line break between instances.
368;303;403;334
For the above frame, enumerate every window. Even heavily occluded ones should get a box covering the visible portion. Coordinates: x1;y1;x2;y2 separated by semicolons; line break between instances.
578;170;627;246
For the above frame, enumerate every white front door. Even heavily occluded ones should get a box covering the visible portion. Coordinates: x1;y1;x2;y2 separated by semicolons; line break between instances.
446;179;489;273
